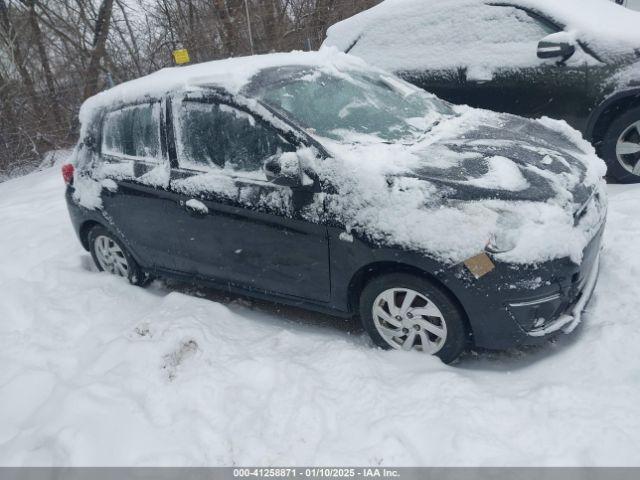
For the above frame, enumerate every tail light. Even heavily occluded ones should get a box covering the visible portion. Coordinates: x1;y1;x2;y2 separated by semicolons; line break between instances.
62;164;74;185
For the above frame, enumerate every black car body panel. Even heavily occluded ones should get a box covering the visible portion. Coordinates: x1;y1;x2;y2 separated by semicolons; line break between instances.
400;62;640;147
66;182;603;349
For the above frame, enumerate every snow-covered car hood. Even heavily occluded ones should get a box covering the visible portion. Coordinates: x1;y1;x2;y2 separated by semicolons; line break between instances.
405;113;596;206
309;108;607;266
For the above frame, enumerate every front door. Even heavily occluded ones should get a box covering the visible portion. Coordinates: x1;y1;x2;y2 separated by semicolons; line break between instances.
163;96;330;302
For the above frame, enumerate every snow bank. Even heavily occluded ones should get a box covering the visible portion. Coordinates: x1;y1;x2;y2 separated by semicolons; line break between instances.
0;167;639;465
323;0;640;73
39;149;74;170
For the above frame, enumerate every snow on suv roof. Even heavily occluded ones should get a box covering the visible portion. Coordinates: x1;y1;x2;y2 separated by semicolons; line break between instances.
79;50;367;128
323;0;640;73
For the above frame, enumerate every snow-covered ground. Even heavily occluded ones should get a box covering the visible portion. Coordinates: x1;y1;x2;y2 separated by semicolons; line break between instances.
0;166;639;466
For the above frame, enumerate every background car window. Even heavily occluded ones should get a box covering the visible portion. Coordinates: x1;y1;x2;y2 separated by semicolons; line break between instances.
102;103;162;161
346;4;560;72
490;6;559;38
174;101;292;176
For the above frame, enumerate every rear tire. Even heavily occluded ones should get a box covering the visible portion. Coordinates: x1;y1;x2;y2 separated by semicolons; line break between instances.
359;273;469;364
600;106;640;184
87;225;150;287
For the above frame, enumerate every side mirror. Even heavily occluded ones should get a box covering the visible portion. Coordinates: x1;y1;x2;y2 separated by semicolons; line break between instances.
537;33;576;62
264;152;304;188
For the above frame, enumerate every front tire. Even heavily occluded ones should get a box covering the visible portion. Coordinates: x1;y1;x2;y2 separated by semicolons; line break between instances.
88;225;149;286
600;106;640;184
359;273;469;364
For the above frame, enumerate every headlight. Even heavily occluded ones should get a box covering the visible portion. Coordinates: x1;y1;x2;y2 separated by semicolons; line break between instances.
444;200;522;255
485;232;517;254
485;209;522;254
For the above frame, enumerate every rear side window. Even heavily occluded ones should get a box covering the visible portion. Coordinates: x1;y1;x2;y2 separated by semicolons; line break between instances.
174;100;292;176
102;103;162;161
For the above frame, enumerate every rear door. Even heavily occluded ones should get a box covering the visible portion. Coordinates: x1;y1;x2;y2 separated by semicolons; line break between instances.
163;95;331;302
96;101;175;270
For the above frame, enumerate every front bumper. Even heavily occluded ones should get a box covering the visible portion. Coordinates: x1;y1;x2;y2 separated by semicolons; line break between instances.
507;251;600;337
461;222;605;350
525;252;600;337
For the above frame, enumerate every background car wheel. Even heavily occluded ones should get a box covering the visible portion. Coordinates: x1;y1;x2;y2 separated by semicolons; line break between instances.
600;106;640;184
359;273;470;364
87;225;150;286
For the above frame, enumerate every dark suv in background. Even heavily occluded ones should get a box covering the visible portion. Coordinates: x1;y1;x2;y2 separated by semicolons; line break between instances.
324;0;640;183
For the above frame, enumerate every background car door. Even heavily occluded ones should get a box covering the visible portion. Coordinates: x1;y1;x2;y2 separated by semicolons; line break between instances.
96;101;176;270
397;4;593;130
458;5;594;130
164;97;331;302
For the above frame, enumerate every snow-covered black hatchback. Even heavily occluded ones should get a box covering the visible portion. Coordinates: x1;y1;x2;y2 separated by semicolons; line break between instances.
65;51;607;363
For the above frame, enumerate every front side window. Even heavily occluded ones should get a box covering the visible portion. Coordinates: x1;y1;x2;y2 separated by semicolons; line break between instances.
101;103;162;161
174;100;292;177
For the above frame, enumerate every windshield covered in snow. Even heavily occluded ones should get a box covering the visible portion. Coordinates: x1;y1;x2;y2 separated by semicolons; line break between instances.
248;66;454;142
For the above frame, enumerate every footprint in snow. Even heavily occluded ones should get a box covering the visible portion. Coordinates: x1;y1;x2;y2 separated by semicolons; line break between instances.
162;339;199;381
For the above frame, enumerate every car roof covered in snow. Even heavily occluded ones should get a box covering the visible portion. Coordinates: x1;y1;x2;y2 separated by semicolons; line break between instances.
323;0;640;72
78;50;368;127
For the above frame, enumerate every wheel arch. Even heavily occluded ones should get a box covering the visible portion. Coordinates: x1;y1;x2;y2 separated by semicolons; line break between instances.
587;89;640;147
79;220;105;251
346;261;473;337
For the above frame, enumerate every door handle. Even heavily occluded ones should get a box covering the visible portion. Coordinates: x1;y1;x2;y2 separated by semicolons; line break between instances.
183;199;209;217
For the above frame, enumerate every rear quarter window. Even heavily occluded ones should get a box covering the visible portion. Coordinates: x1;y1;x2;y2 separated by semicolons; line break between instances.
101;103;162;161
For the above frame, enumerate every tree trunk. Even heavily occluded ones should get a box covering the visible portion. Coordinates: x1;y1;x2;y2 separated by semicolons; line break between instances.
115;0;143;76
83;0;114;99
27;0;62;124
0;71;18;135
0;0;39;112
213;0;244;57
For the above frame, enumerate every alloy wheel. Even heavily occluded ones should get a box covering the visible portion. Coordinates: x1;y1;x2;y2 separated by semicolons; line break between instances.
372;288;447;354
616;120;640;175
94;235;129;278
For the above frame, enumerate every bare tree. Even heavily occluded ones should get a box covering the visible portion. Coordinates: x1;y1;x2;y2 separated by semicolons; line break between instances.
0;0;381;179
84;0;114;99
0;0;39;111
25;0;61;123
